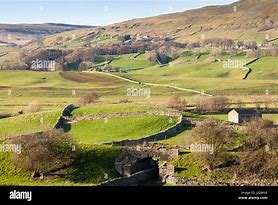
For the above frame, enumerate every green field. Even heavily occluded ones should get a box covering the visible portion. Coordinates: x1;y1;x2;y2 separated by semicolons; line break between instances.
109;54;156;70
116;56;278;95
71;103;162;116
0;70;131;113
68;115;178;144
0;144;122;185
0;110;60;139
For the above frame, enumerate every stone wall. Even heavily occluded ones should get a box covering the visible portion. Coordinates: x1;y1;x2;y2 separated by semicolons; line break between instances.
103;116;190;146
54;104;77;129
99;168;159;186
64;110;181;122
124;144;179;161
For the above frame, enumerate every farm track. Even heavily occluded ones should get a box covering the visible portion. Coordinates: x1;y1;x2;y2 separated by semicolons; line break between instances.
0;52;8;58
83;71;212;96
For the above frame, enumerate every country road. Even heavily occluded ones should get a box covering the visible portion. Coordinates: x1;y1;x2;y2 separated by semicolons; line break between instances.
83;70;212;96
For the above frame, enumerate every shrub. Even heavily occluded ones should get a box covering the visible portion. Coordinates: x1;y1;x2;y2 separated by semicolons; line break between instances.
194;96;228;113
10;129;77;174
238;118;278;179
77;92;100;106
167;94;187;111
78;62;88;71
190;119;236;170
25;101;42;113
118;99;132;104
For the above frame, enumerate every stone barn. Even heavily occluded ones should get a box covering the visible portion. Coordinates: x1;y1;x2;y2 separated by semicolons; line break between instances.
228;109;262;124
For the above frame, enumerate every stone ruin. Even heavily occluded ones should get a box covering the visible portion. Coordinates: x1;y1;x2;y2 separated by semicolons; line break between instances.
113;143;180;184
115;149;158;177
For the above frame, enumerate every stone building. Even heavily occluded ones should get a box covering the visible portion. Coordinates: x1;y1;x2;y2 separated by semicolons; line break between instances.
228;109;262;124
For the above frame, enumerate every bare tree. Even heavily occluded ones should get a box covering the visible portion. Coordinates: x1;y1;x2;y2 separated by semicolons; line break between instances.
190;119;236;171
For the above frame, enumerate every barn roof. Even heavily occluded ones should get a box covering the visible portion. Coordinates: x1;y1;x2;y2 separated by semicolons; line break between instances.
230;109;260;115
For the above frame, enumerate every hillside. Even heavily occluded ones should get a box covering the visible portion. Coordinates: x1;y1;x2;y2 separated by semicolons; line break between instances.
107;0;278;40
0;23;94;46
39;0;278;48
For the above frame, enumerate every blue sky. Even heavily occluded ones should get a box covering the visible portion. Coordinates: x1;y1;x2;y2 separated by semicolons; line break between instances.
0;0;236;26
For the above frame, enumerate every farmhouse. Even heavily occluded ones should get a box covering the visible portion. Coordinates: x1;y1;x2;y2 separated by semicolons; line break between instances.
228;109;262;124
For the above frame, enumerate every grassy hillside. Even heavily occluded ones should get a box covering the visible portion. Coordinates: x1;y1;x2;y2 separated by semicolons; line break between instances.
37;0;278;48
109;54;156;70
0;110;60;139
71;103;162;116
116;56;278;95
0;23;94;46
0;70;131;113
69;115;178;144
0;144;122;185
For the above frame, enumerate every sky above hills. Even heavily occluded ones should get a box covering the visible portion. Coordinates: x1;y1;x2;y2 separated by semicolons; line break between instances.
0;0;235;26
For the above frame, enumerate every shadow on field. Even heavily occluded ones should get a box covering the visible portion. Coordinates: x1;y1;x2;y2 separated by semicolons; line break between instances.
162;125;191;141
63;124;72;133
65;145;122;184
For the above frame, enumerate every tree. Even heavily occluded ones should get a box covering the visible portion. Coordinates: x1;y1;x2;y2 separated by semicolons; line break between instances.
25;101;42;113
190;119;236;171
167;94;187;111
78;62;88;71
239;118;278;179
77;92;100;106
10;129;77;175
194;96;228;113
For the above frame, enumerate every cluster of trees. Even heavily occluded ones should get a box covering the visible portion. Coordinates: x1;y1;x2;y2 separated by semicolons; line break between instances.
166;95;230;113
194;96;229;113
247;48;278;58
190;118;278;180
20;49;66;65
0;65;28;70
202;38;235;49
184;38;260;51
239;118;278;179
15;37;187;71
167;94;187;111
19;49;66;71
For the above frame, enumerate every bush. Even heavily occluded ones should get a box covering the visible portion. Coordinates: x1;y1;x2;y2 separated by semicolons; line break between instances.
25;101;42;113
191;119;236;170
238;118;278;179
10;129;77;174
194;96;228;113
118;99;132;104
77;92;100;106
78;62;88;71
167;94;187;111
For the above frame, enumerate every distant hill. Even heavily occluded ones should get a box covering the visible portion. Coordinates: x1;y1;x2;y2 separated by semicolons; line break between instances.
39;0;277;48
1;0;277;48
105;0;278;42
0;23;94;46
